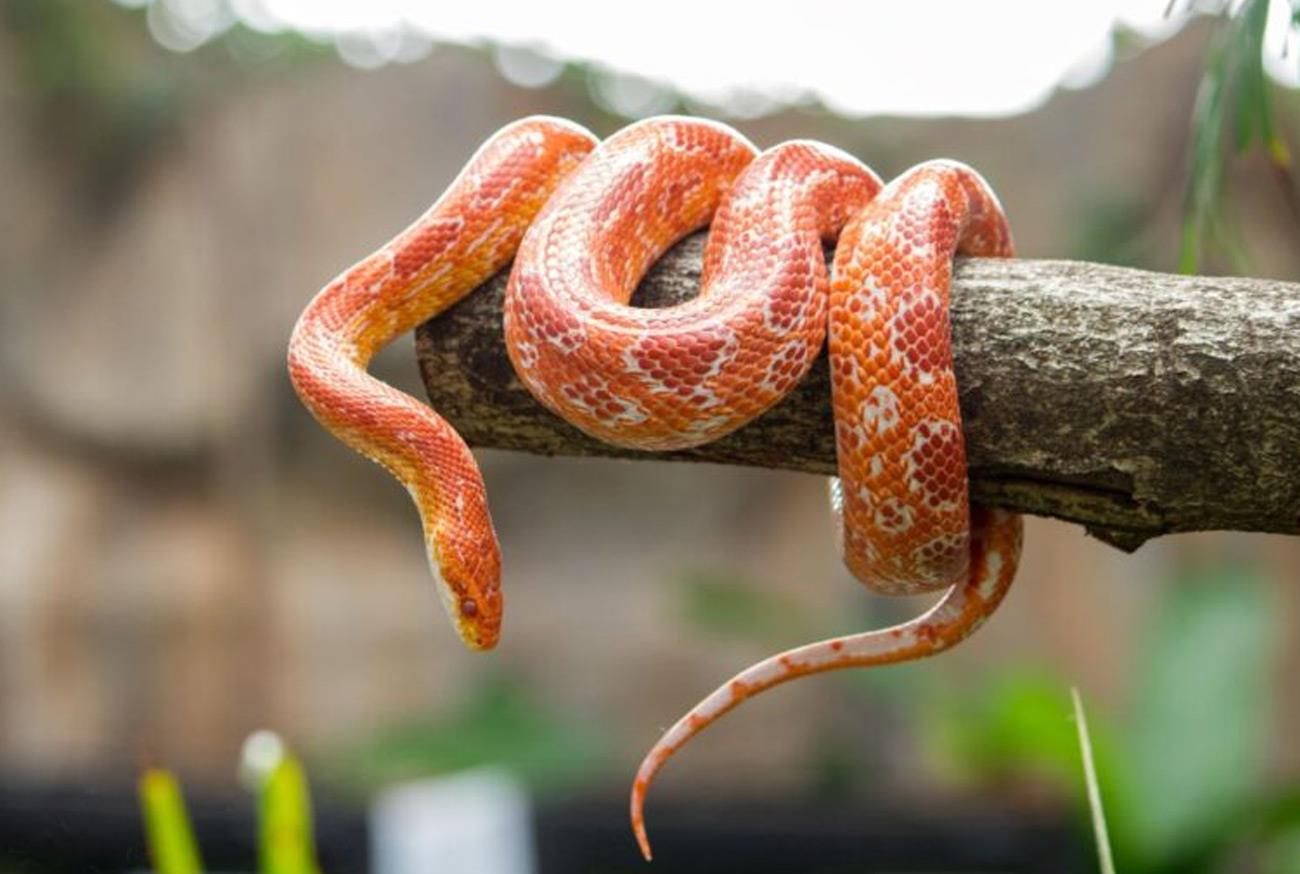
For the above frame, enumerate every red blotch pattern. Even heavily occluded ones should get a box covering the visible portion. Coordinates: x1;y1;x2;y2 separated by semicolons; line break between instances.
286;118;1026;863
287;117;599;651
504;126;882;450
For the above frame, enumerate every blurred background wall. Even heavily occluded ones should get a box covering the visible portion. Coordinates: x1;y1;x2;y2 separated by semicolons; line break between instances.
1;0;1299;868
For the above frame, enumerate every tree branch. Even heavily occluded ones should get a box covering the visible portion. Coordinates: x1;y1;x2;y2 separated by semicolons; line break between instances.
415;234;1300;551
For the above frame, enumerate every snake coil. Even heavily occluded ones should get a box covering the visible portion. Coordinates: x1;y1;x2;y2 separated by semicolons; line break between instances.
288;115;1021;860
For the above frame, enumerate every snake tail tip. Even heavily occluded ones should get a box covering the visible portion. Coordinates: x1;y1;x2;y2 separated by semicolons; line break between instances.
631;797;653;861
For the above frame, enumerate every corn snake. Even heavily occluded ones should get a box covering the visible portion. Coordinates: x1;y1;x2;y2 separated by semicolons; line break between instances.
287;115;1022;860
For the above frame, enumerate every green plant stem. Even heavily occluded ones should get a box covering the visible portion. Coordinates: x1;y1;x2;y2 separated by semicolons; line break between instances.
139;768;205;874
1073;688;1117;874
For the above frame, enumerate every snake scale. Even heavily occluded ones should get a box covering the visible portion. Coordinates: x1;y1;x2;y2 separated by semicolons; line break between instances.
287;115;1022;860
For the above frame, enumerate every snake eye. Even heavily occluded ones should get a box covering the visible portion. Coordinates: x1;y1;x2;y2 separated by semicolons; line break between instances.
459;597;479;618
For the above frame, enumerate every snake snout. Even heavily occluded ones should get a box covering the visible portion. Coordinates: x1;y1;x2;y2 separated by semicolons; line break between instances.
452;568;503;651
448;580;502;651
427;525;503;651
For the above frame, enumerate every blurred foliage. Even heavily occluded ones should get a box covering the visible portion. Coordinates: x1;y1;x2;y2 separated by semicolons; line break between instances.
324;673;610;794
1071;195;1157;267
1119;560;1277;866
3;0;183;207
139;768;204;874
920;668;1125;801
676;569;819;648
259;755;322;874
138;740;322;874
6;2;1296;869
17;0;1292;271
925;559;1293;874
672;555;1295;872
1180;0;1298;272
1;0;326;211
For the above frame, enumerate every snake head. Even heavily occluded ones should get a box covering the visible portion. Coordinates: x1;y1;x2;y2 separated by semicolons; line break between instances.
427;517;503;651
428;530;503;651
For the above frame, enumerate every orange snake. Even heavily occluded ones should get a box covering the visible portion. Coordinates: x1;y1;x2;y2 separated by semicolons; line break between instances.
287;116;1022;860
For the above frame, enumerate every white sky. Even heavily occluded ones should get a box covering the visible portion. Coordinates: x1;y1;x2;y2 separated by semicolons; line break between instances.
128;0;1300;118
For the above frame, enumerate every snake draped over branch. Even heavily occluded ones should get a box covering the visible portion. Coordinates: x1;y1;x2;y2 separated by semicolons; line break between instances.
288;115;1022;861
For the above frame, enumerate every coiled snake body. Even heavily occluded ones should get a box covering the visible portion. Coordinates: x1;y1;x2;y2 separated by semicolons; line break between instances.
288;116;1022;859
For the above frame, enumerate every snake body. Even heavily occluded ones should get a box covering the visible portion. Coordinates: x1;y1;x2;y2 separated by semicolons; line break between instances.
288;117;597;649
287;116;1022;860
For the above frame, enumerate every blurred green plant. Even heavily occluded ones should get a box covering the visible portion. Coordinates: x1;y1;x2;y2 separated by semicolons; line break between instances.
139;768;204;874
920;668;1125;798
2;0;183;206
923;559;1297;874
671;555;1297;872
676;569;819;647
138;735;322;874
1121;560;1276;865
325;673;611;794
1071;195;1156;267
258;754;323;874
1179;0;1297;272
1;0;327;210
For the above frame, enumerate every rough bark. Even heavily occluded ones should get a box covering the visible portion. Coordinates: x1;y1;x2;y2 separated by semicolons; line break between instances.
415;234;1300;551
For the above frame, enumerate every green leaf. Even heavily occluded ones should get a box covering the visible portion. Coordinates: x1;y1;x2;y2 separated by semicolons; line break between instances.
1180;11;1230;273
1116;560;1279;867
259;755;322;874
1231;0;1292;168
1233;0;1270;151
1179;0;1294;272
139;768;204;874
